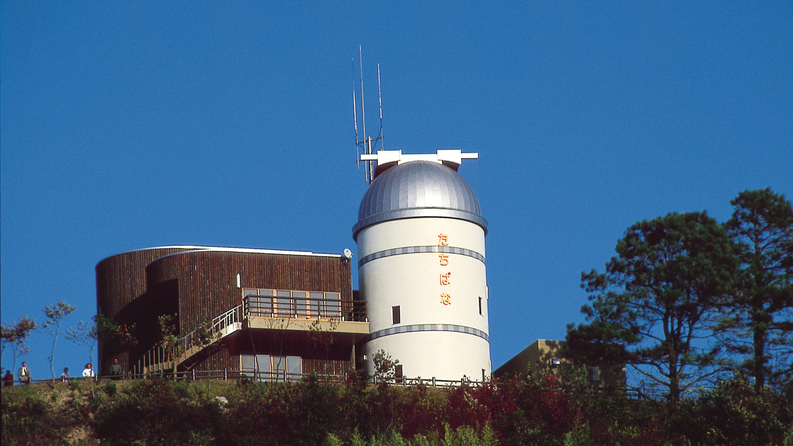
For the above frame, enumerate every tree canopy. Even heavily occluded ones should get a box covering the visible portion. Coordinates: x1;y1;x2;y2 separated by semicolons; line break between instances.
41;301;76;382
566;211;738;407
0;317;37;373
718;188;793;390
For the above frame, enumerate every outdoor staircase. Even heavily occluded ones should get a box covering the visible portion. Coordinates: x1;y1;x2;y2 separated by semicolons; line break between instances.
135;305;242;374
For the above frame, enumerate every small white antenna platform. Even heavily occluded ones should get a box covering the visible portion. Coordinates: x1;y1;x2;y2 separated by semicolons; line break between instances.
351;48;479;183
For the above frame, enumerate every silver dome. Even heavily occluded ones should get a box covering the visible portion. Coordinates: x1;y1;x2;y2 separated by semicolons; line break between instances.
353;161;487;240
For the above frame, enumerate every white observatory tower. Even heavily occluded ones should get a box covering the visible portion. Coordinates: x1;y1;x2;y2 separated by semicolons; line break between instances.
353;149;490;382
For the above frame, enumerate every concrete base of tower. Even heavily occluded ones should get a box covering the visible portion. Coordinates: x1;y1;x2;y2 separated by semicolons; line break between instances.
364;331;491;383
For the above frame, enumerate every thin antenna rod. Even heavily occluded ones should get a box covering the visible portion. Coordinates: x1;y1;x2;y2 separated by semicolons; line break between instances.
352;59;359;168
377;63;384;145
351;47;385;184
359;46;367;150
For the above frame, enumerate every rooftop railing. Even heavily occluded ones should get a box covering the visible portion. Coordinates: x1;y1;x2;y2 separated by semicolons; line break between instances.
244;295;367;322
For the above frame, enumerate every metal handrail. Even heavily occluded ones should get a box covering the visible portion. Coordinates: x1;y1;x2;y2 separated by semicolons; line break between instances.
5;371;637;396
244;295;367;322
134;305;242;374
132;295;368;375
180;305;241;349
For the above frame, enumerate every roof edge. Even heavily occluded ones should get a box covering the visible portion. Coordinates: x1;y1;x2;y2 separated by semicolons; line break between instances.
353;208;488;241
96;245;346;268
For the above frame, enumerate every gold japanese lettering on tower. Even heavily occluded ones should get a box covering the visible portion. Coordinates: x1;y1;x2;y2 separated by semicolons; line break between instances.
438;233;451;305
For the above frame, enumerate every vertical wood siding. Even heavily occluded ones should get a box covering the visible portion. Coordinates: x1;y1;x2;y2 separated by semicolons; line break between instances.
97;248;353;373
146;251;352;372
95;247;202;373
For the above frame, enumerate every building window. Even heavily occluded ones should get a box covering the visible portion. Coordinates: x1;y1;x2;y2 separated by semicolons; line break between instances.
241;353;271;381
257;354;271;379
478;296;482;315
294;291;308;316
588;366;600;382
242;353;301;382
324;293;341;318
273;355;302;382
395;365;403;384
276;290;292;316
392;306;400;324
272;355;286;378
241;354;257;378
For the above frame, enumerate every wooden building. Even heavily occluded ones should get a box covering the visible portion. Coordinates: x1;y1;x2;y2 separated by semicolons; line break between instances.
96;246;368;379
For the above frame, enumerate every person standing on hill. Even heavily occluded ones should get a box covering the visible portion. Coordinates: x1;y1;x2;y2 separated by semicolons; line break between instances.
82;363;94;379
110;358;122;379
3;370;14;386
18;362;31;385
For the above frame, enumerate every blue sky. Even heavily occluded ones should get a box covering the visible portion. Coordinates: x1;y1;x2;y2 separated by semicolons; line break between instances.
2;1;792;379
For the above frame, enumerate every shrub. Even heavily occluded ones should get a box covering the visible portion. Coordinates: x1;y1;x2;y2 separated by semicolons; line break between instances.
672;374;793;446
102;380;117;397
7;371;789;445
93;378;222;446
2;393;49;443
67;378;80;392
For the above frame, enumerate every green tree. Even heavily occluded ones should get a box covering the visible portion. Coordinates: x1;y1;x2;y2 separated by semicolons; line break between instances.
309;318;339;369
566;212;738;408
372;349;400;383
41;301;76;382
0;316;37;373
672;373;793;446
157;313;179;374
95;313;138;354
65;319;98;365
93;313;137;371
719;188;793;390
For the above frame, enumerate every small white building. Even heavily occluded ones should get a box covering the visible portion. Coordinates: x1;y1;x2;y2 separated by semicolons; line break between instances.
354;150;490;382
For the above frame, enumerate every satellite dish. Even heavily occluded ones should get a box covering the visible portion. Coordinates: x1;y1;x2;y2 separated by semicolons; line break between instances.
343;248;353;260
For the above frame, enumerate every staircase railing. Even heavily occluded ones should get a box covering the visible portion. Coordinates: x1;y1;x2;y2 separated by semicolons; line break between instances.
134;305;242;374
182;305;242;348
133;296;368;375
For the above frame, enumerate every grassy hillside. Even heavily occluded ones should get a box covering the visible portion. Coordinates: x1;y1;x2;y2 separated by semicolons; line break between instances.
2;369;792;445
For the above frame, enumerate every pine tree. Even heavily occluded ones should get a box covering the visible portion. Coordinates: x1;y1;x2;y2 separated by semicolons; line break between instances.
718;188;793;390
566;212;738;407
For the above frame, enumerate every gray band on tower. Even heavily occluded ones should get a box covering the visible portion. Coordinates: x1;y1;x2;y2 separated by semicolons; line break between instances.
358;245;485;268
368;324;489;342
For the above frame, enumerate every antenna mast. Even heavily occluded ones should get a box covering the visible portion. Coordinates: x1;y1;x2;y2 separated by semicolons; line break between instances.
352;46;384;184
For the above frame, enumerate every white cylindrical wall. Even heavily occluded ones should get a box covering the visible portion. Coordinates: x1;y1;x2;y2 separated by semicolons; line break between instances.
358;217;490;381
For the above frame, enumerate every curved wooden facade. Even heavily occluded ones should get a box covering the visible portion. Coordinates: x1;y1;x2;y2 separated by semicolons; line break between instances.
96;246;357;376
